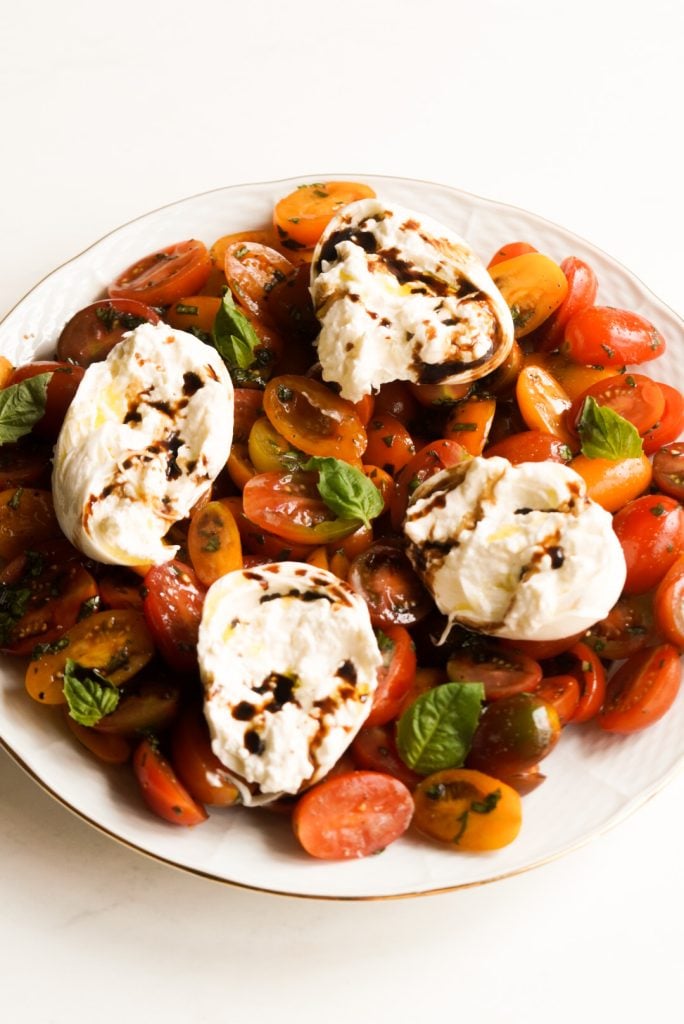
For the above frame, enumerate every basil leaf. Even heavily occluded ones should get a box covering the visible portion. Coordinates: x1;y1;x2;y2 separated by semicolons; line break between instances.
0;372;52;445
211;292;260;371
396;682;484;775
0;586;31;647
578;396;643;460
304;456;384;528
62;658;120;727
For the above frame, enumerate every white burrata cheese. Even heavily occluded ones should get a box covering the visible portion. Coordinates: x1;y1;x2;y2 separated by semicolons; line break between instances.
198;562;381;804
52;321;234;566
310;197;514;402
403;456;626;642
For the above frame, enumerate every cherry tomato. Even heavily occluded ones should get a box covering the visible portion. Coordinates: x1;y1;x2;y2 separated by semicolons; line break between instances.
8;361;84;439
535;675;581;726
489;253;568;338
0;438;52;491
263;375;366;463
408;381;471;407
653;442;684;501
613;495;684;594
25;609;155;705
467;693;561;775
247;416;300;473
210;229;280;271
397;666;447;715
56;299;160;366
641;384;684;455
569;452;652;513
445;397;496;456
164;295;220;335
98;568;144;611
364;413;416;475
0;356;12;387
170;708;240;806
133;736;208;826
548;642;606;723
522;351;617;400
187;499;243;587
224;242;295;325
221;495;312;562
232;388;264;443
498;632;585;661
654;555;684;648
479;339;524;398
563;306;666;367
273;181;376;250
306;544;350;580
348;541;431;627
142;561;205;673
391;439;468;529
362;464;394;513
243;470;361;546
262;261;319;341
568;373;665;436
109;240;211;307
446;645;542;701
599;644;681;733
534;257;598;352
374;380;420;426
413;768;522;851
365;625;417;727
485;430;572;465
515;364;576;449
584;593;660;661
487;242;537;269
93;674;181;736
64;710;132;765
351;724;422;790
292;770;413;860
0;488;58;562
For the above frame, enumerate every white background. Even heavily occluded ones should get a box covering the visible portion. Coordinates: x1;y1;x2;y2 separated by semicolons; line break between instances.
1;1;683;1021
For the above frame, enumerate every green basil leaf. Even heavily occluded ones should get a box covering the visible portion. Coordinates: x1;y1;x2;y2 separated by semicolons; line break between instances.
0;585;32;647
211;292;260;371
62;658;120;727
0;372;52;445
578;396;643;460
303;456;384;528
396;682;484;775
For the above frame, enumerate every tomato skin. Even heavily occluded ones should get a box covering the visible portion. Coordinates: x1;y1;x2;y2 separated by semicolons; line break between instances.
366;625;417;727
187;499;243;587
142;561;205;673
8;362;85;439
563;642;606;723
0;488;59;562
515;365;576;449
243;470;360;546
93;675;181;736
569;373;665;437
170;709;240;807
584;592;660;661
598;644;681;734
0;438;52;490
348;541;431;627
263;375;366;463
98;568;144;611
641;385;684;456
535;674;581;726
351;724;422;790
613;495;684;594
56;299;160;366
262;261;319;341
274;181;376;249
374;380;420;426
445;397;496;456
64;711;132;765
498;632;585;661
364;413;416;476
391;439;468;529
133;737;208;826
654;556;684;648
292;770;413;860
466;693;561;775
653;443;684;501
446;645;542;701
569;453;652;513
489;253;568;338
485;430;572;465
488;242;537;269
522;351;617;401
224;242;295;325
535;257;598;353
563;306;666;367
413;768;522;851
109;240;212;307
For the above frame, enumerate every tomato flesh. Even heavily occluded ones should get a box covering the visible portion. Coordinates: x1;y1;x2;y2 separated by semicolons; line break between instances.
142;561;205;672
613;494;684;594
599;644;681;733
133;737;208;826
56;299;160;366
109;240;212;307
366;624;417;727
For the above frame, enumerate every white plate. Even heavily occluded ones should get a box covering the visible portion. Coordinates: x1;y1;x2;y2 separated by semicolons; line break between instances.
1;174;683;900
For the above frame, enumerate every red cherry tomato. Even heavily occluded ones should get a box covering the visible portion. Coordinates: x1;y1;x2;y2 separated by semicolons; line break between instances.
446;644;542;701
373;380;420;426
142;561;205;673
364;413;416;476
598;644;681;733
653;442;684;501
498;632;585;661
535;257;598;352
0;438;52;490
535;674;581;726
366;625;417;727
563;307;666;367
584;593;660;661
487;242;537;268
484;430;572;465
348;541;431;627
243;470;361;547
613;495;684;594
568;373;665;437
56;298;160;366
351;724;422;790
641;385;684;455
109;240;211;307
654;556;684;648
133;736;208;826
8;361;84;440
170;708;240;806
224;242;296;325
563;643;607;723
391;439;468;529
292;771;414;859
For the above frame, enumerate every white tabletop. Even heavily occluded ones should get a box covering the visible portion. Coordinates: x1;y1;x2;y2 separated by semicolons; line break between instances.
1;1;683;1021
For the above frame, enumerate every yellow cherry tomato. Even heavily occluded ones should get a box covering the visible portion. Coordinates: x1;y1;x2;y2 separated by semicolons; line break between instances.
490;253;568;338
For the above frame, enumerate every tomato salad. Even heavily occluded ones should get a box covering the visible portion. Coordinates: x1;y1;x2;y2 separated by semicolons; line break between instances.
1;180;683;861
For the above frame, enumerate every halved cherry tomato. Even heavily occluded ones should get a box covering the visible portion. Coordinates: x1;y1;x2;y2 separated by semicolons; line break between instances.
226;443;256;491
292;770;413;860
64;710;132;765
413;768;522;851
364;413;416;475
613;495;684;594
348;541;431;627
170;708;240;806
209;229;279;271
653;442;684;501
534;257;598;352
408;381;471;407
274;181;376;250
25;608;155;705
0;488;58;562
133;736;208;826
262;261;319;341
98;568;144;611
374;380;420;426
224;242;295;325
654;556;684;648
569;452;652;512
365;625;417;727
391;439;468;529
522;351;617;400
221;496;312;562
466;693;560;774
480;340;524;398
56;299;160;366
305;545;350;580
0;439;52;491
142;561;205;673
263;375;366;463
535;675;581;726
187;499;243;587
109;240;211;307
362;464;394;513
568;373;665;436
93;674;181;736
243;470;360;546
563;306;666;367
584;592;660;661
332;522;375;561
488;242;537;269
599;644;681;733
498;632;585;662
0;356;12;387
485;430;572;465
552;642;606;723
515;365;576;448
446;645;542;701
641;384;684;455
233;388;264;444
247;417;300;473
8;362;85;440
489;253;568;338
164;295;220;335
351;724;422;790
445;397;496;455
397;666;447;715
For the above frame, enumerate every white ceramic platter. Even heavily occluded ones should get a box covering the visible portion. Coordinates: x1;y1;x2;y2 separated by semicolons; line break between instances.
1;174;683;899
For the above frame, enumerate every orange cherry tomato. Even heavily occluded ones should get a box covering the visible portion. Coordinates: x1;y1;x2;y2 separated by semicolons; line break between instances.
98;568;145;611
364;413;416;475
568;373;665;437
209;229;280;270
413;768;522;851
391;439;468;529
233;388;264;443
481;340;525;398
361;464;394;513
63;710;132;765
305;545;350;580
227;443;257;491
489;253;568;338
0;356;12;387
224;242;295;325
534;256;598;352
569;452;652;512
487;241;538;269
188;499;243;587
408;381;471;407
563;306;666;367
133;736;208;826
164;295;221;335
292;770;413;860
485;430;572;465
170;708;240;807
109;240;212;307
642;384;684;455
613;495;684;594
445;397;496;455
522;351;617;400
92;673;181;736
274;181;376;250
263;375;366;463
0;488;59;562
365;624;417;727
598;644;681;734
515;365;577;449
655;556;684;647
8;361;85;440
